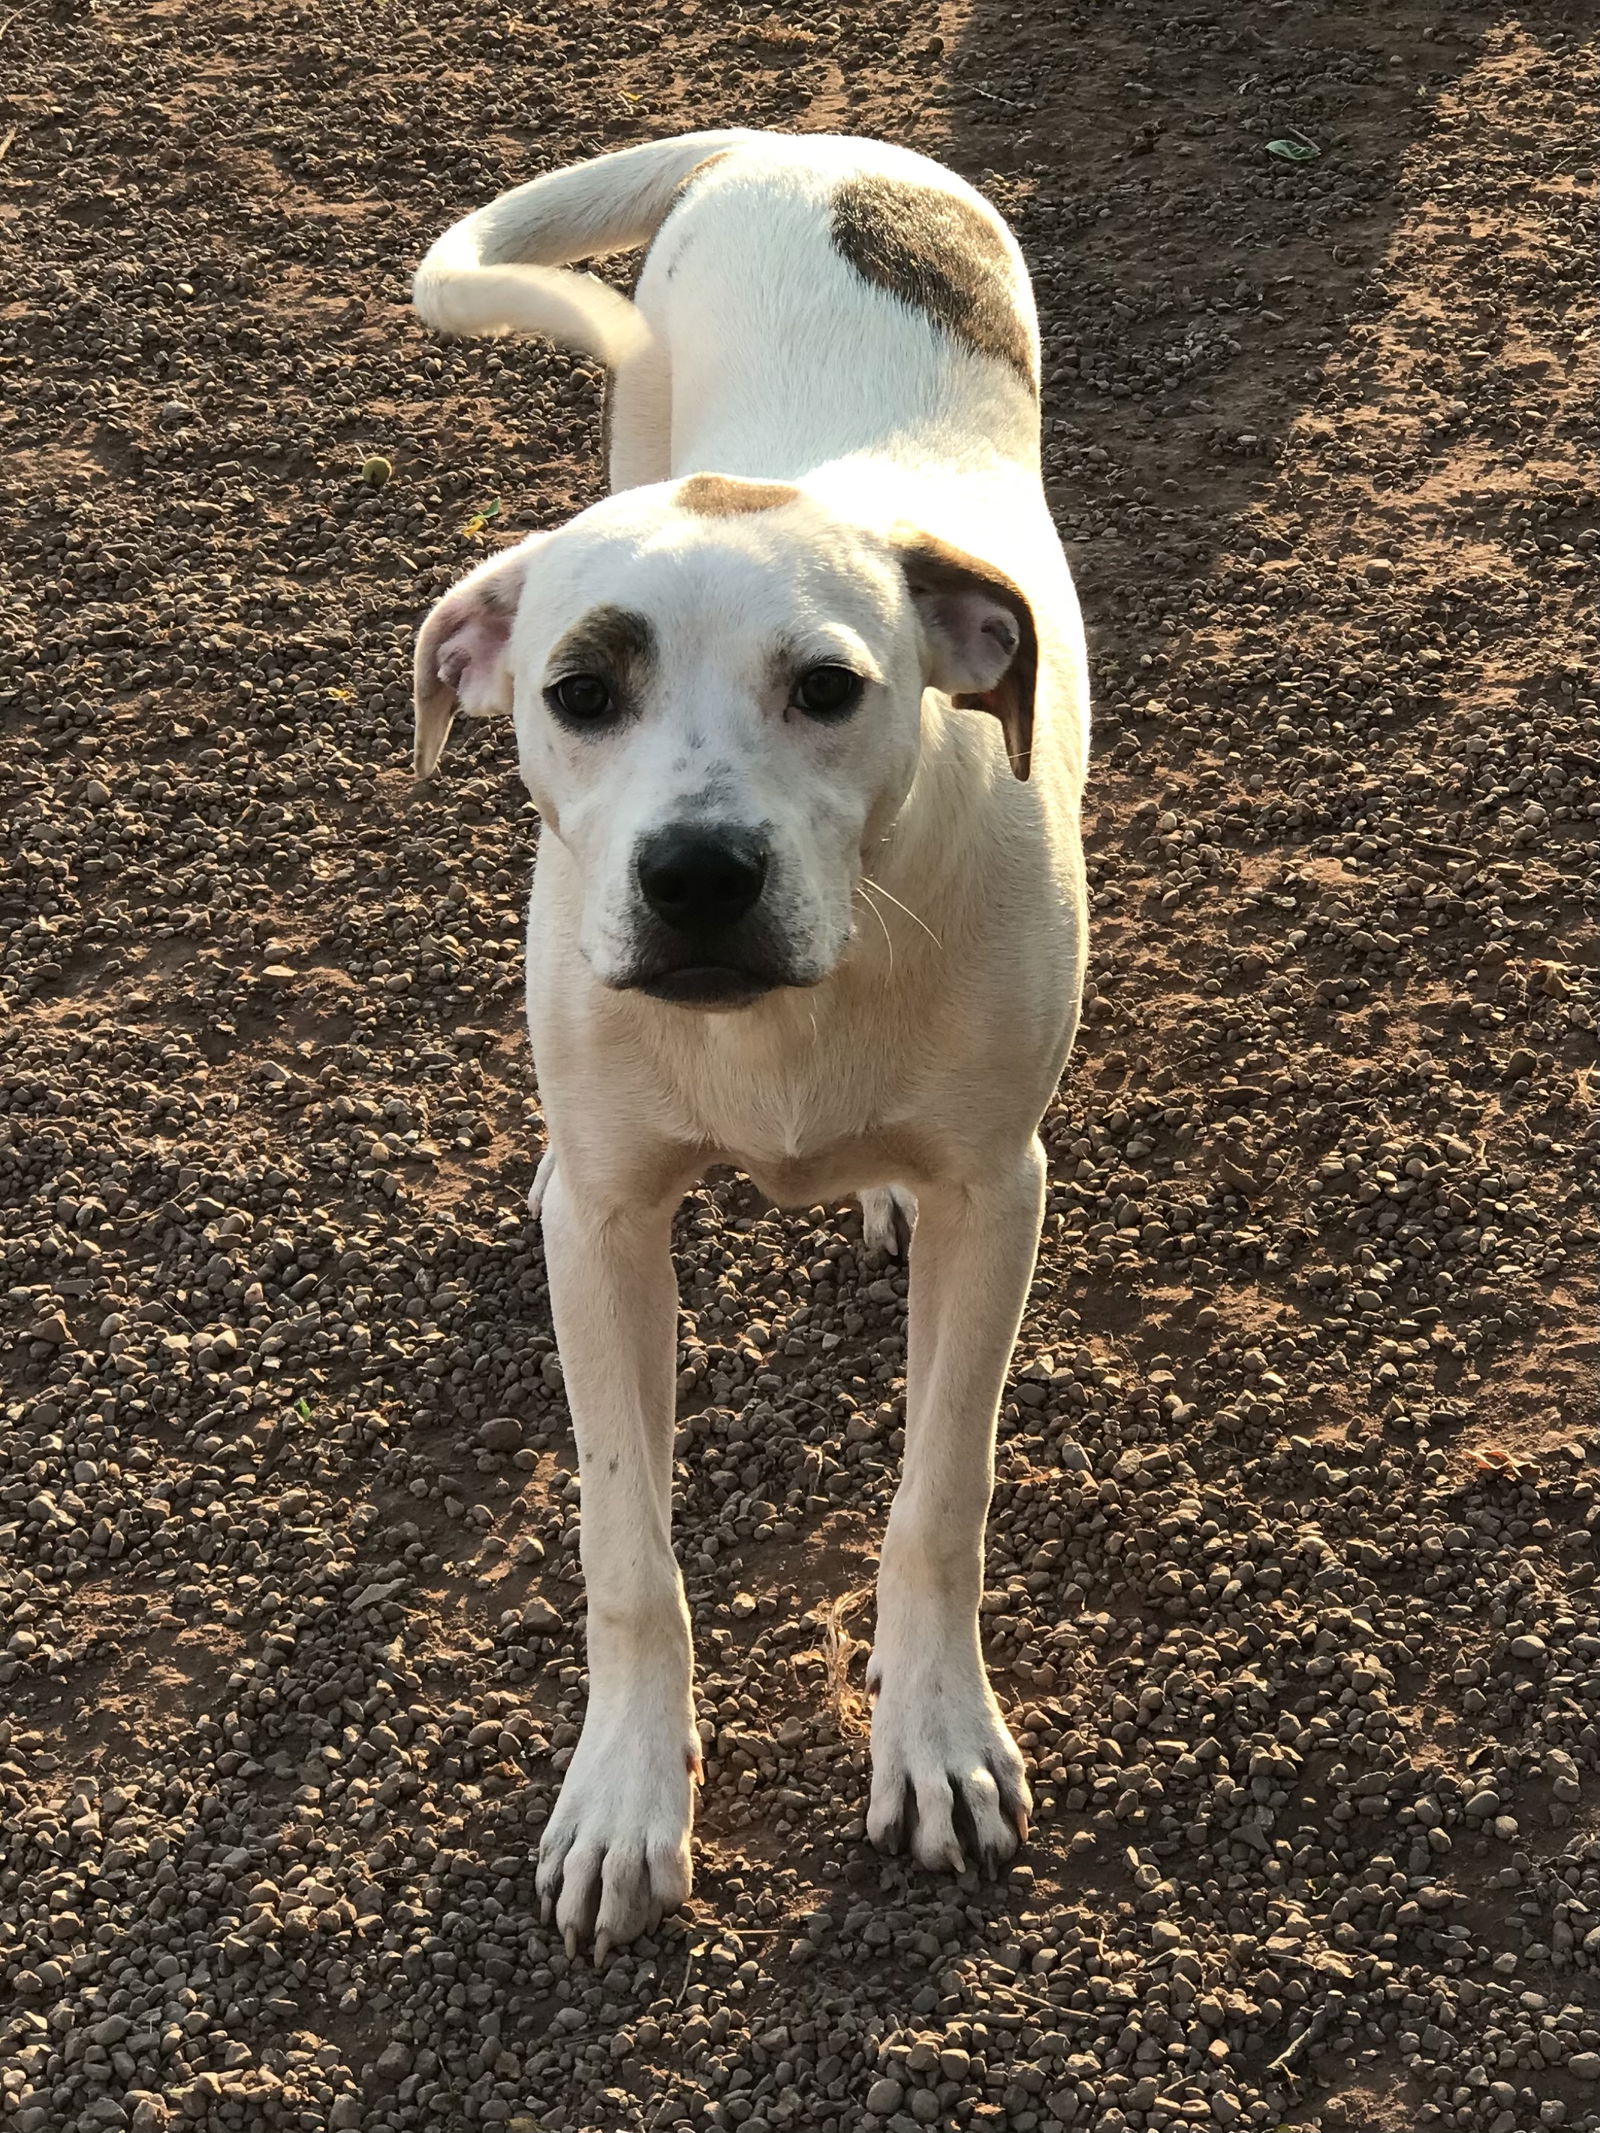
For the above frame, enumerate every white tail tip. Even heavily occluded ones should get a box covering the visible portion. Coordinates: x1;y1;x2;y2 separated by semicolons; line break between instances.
413;261;652;368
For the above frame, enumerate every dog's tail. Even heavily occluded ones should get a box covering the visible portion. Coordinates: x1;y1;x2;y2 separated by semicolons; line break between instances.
413;129;754;366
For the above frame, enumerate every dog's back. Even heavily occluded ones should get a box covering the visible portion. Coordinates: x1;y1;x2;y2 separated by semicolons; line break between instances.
633;136;1041;480
415;131;1042;481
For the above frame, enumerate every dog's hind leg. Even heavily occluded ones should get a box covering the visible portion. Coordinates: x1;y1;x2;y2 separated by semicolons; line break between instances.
527;1148;557;1220
860;1185;917;1258
865;1137;1044;1875
603;337;673;493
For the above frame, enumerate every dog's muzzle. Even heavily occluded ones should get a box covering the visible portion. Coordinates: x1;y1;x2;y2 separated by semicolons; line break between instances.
620;823;796;1008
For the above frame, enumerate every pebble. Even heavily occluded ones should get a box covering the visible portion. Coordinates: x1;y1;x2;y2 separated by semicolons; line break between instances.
479;1414;526;1452
1;10;1598;2133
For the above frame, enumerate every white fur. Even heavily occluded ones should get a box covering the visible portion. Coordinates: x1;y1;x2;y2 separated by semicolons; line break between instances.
414;131;1089;1954
414;129;753;360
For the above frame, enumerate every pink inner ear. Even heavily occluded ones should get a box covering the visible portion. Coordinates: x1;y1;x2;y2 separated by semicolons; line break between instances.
928;588;1022;694
434;606;514;715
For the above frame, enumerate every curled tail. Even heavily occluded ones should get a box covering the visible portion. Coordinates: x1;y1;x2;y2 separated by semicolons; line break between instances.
413;128;754;365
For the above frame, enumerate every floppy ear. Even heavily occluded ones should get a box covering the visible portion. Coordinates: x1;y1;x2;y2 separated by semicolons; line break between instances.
413;537;543;779
895;534;1038;779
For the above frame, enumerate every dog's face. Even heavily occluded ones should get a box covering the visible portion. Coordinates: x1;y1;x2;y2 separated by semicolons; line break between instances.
415;476;1035;1008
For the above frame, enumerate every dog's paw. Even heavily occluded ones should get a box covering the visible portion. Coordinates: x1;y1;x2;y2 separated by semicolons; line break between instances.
527;1149;557;1220
865;1649;1030;1875
860;1184;916;1257
535;1699;697;1959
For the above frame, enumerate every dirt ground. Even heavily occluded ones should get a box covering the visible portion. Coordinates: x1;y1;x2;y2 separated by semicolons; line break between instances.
3;2;1600;2132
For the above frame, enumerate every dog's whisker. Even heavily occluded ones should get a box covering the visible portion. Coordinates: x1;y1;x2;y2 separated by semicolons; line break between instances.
859;872;943;949
856;880;895;976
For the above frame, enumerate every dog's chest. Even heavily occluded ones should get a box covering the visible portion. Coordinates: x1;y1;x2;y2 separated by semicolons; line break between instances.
666;1023;926;1205
742;1135;927;1209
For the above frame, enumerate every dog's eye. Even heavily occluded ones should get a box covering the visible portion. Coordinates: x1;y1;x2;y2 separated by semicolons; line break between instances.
546;673;613;726
793;664;864;721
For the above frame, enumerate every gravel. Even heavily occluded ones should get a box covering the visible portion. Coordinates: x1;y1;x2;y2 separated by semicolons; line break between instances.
3;1;1599;2131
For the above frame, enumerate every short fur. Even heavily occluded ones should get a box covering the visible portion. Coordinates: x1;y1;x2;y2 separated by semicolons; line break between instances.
831;174;1040;389
413;130;1090;1958
676;472;801;516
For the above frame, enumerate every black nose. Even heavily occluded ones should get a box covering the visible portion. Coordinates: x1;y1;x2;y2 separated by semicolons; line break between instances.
637;825;768;933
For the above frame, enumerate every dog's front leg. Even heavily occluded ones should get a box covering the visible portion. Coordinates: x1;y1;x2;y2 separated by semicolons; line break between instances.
867;1136;1046;1874
535;1164;698;1957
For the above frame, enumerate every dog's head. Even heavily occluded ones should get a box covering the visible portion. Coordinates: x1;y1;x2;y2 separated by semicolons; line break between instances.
414;474;1036;1009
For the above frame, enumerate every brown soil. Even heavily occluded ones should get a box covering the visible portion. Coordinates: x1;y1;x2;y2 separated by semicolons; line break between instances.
2;3;1599;2133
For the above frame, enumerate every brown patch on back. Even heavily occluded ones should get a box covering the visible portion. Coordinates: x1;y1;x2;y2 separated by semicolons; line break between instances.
676;473;802;516
831;175;1038;390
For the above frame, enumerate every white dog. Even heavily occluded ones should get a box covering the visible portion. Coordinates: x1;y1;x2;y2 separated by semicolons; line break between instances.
412;129;1089;1957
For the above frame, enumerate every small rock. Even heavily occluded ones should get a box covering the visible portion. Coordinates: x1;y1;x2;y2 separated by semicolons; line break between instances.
866;2079;905;2116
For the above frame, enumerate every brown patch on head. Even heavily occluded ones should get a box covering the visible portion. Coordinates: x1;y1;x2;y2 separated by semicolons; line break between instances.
831;175;1038;390
547;604;656;716
676;473;802;517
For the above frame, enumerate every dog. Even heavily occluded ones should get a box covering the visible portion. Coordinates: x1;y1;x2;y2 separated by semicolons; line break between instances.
411;129;1090;1957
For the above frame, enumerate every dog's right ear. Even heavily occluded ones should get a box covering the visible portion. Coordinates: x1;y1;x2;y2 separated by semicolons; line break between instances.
413;537;544;779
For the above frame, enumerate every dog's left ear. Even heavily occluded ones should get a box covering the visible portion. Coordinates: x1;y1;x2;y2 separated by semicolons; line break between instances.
895;534;1038;779
413;536;545;780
